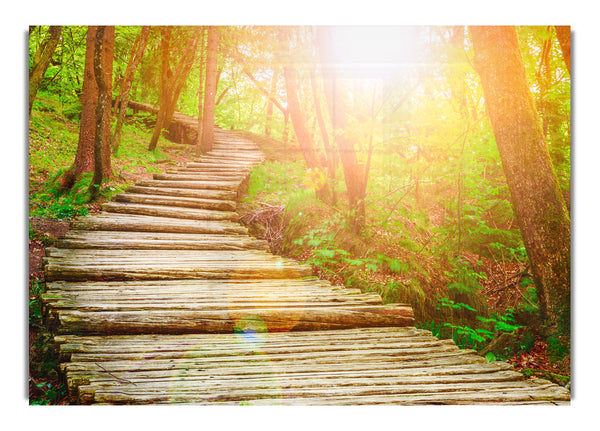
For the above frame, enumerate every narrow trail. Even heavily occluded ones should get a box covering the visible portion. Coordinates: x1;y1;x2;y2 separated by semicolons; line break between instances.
42;122;570;404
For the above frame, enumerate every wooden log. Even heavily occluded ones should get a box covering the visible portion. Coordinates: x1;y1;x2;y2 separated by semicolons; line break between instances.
136;179;240;190
44;247;280;260
45;295;386;314
55;231;267;251
168;168;249;175
58;336;453;361
43;278;365;297
102;201;239;221
114;193;236;212
87;384;569;405
193;157;260;167
184;159;255;166
66;361;521;402
44;260;312;282
70;213;247;235
61;348;486;376
46;278;336;293
153;173;247;182
54;304;414;334
126;185;236;201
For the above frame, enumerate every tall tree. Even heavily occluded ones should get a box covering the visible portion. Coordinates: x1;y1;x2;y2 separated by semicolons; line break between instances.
148;27;199;151
264;70;278;137
29;26;62;116
279;28;320;170
310;68;337;204
112;26;150;155
196;28;207;156
60;26;114;191
316;26;367;233
554;26;571;75
88;26;110;200
469;26;571;341
163;30;201;131
199;26;219;153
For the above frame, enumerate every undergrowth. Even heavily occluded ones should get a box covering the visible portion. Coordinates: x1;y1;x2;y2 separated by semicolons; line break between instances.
239;135;569;385
29;92;181;221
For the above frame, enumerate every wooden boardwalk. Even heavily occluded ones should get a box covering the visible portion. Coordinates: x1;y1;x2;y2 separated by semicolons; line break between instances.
43;126;570;405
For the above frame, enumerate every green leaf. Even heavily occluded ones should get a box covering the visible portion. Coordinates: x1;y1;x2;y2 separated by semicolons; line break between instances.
485;352;497;363
495;321;523;332
315;249;336;258
307;238;322;247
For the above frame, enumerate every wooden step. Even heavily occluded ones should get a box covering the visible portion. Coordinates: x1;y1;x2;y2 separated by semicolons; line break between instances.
153;172;247;182
137;179;241;190
51;304;414;335
70;213;248;235
55;231;267;250
44;248;313;281
102;202;239;221
53;327;570;405
114;192;237;212
126;185;236;201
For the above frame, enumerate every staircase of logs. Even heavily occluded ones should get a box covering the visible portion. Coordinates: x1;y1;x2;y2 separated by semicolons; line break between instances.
42;116;570;404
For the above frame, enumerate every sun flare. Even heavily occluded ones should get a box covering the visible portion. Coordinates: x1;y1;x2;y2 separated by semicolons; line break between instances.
327;26;420;77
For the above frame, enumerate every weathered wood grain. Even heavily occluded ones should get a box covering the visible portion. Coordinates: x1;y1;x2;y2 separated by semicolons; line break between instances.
102;201;239;221
136;179;240;190
126;185;236;201
114;192;236;211
153;173;247;182
55;231;267;250
70;213;247;235
53;328;569;405
54;304;414;334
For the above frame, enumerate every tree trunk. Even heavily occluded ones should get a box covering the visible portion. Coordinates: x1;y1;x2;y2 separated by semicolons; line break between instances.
88;26;109;201
163;30;201;132
147;27;173;151
554;26;571;75
199;26;219;154
29;26;62;116
112;26;150;155
100;27;114;177
196;28;207;156
310;68;337;205
470;26;571;340
60;26;113;191
279;29;320;170
316;27;367;233
265;70;278;136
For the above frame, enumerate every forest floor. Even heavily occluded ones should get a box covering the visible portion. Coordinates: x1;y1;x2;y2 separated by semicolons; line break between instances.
27;124;570;405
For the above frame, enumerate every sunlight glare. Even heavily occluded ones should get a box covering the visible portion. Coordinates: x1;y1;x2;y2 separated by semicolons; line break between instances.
328;26;419;77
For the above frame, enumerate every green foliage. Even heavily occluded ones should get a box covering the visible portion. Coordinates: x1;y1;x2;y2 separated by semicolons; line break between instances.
30;172;92;220
477;308;523;333
428;299;523;351
484;352;497;363
376;254;409;274
437;297;477;313
246;160;307;204
29;279;46;327
292;227;380;274
546;335;569;363
443;259;487;295
30;381;66;405
420;320;442;338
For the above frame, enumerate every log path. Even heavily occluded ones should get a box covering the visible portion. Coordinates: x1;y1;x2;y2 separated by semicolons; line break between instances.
43;123;570;404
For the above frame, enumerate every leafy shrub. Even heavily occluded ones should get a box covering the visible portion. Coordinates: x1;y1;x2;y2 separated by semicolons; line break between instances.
444;259;487;295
